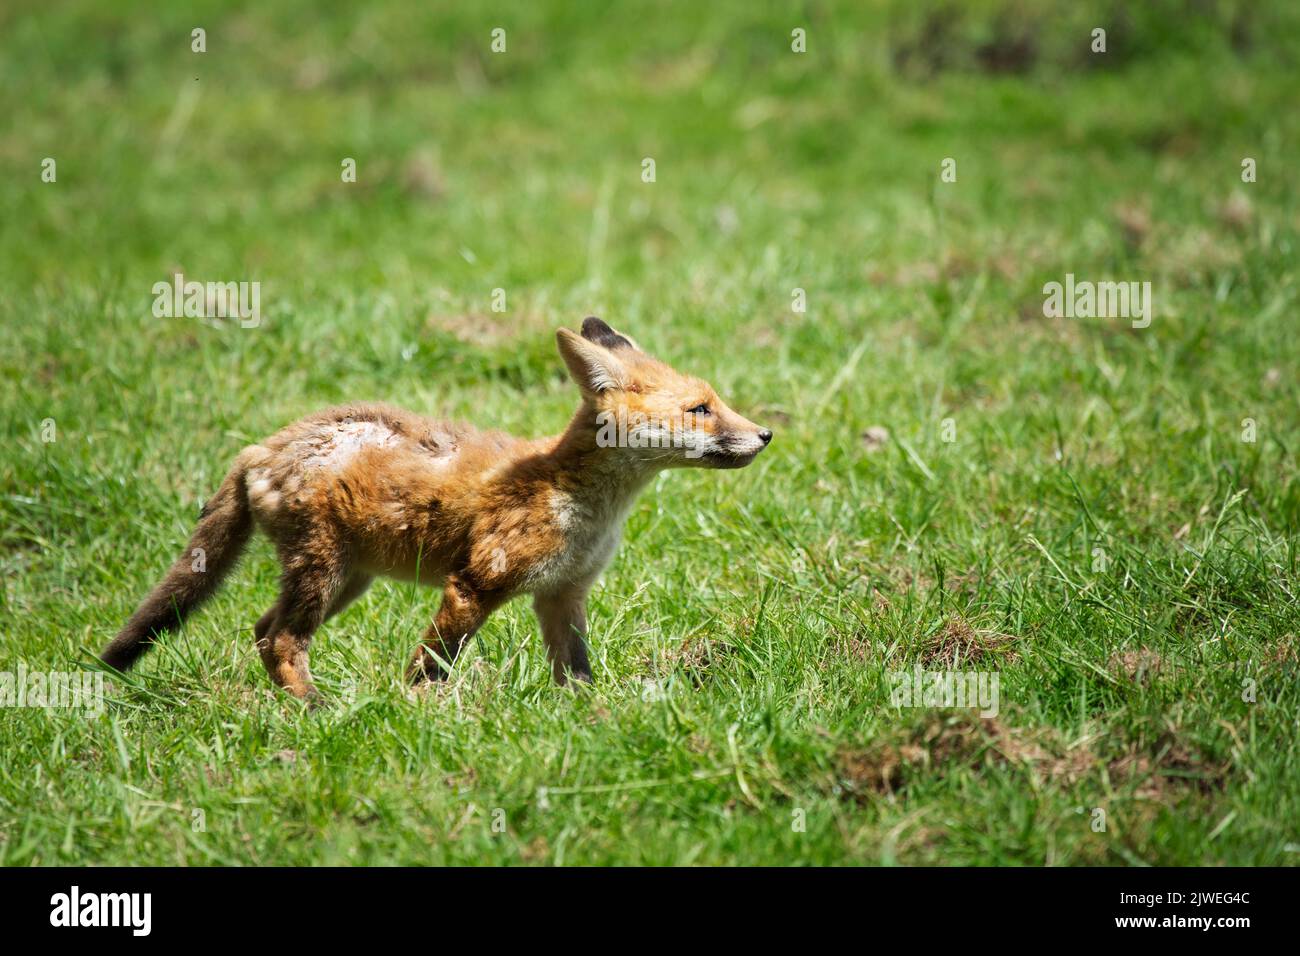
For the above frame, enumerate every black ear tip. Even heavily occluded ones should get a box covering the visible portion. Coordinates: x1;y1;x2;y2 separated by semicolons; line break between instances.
580;316;636;350
581;316;614;338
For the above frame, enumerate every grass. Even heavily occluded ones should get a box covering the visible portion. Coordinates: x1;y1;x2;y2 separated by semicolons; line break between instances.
1;0;1299;865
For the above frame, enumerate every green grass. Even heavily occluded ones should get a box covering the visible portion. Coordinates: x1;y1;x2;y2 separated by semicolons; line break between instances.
2;0;1299;865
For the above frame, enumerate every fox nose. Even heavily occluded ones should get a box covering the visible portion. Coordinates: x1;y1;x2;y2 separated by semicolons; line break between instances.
758;428;773;445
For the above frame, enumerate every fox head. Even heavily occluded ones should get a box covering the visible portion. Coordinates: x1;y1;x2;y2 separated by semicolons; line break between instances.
557;317;773;469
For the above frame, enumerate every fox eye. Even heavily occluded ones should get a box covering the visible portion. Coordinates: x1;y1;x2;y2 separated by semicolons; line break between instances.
686;403;711;416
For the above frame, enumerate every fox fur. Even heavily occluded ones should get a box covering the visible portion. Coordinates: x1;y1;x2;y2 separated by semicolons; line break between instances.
101;318;773;699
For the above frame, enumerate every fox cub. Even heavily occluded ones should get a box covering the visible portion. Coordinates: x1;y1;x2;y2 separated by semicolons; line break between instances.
102;318;772;698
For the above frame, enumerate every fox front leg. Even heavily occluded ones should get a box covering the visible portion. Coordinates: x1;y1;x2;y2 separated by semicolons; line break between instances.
407;577;503;684
533;589;593;686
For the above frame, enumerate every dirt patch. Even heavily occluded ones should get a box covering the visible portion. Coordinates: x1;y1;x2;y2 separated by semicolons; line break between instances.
1108;738;1230;800
1263;634;1298;669
866;250;997;289
1216;191;1253;233
884;565;936;594
835;715;1048;799
688;734;714;756
1108;648;1164;684
442;767;479;793
425;312;528;347
835;629;876;662
648;634;738;687
1155;227;1244;285
519;835;550;863
1112;199;1152;252
835;743;912;797
832;714;1228;802
402;148;445;201
678;637;737;686
861;425;890;452
921;616;1019;667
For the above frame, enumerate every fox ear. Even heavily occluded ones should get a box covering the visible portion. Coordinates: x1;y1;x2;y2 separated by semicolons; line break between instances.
556;328;627;393
580;316;641;352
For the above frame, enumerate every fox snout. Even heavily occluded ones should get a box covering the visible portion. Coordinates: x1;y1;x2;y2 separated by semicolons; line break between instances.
700;414;772;468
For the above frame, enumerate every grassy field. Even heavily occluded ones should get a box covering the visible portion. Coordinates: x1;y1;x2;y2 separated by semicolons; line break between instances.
2;0;1298;865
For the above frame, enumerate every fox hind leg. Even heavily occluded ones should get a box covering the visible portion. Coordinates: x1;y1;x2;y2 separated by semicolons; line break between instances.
258;552;350;701
254;572;368;700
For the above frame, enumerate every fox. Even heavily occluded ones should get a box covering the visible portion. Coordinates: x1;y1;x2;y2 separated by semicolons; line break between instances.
100;318;773;699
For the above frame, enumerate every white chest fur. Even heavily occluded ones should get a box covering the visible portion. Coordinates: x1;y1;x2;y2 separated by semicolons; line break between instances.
526;489;632;592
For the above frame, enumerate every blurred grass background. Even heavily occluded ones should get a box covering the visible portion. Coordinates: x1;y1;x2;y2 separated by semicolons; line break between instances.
1;0;1298;865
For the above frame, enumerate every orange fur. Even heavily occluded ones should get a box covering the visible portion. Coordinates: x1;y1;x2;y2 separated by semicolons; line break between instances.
101;318;773;698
